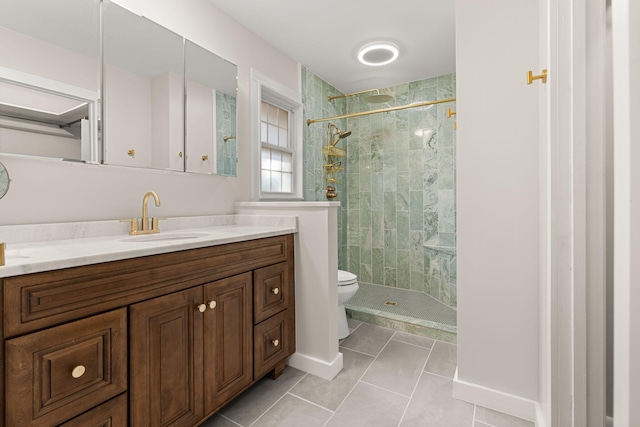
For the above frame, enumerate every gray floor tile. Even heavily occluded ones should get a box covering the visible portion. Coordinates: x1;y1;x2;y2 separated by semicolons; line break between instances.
339;322;395;356
424;340;457;378
474;422;493;427
326;382;409;427
290;347;375;410
400;372;474;427
392;331;435;348
251;394;332;427
361;339;430;397
217;367;306;426
475;405;535;427
347;318;362;330
200;414;241;426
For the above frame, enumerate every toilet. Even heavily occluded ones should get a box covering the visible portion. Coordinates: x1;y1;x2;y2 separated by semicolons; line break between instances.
337;269;359;339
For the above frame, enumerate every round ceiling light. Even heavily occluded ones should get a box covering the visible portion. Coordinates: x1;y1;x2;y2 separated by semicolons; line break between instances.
357;41;400;66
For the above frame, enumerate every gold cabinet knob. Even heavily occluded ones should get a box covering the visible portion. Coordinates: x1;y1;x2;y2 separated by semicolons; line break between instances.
178;151;183;158
71;365;86;379
272;339;280;347
209;301;217;310
127;149;135;157
197;304;207;313
271;288;280;295
201;155;209;161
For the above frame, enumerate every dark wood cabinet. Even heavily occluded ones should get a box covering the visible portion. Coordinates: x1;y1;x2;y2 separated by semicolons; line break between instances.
129;287;204;427
5;309;127;427
1;234;295;426
58;393;128;427
204;272;253;414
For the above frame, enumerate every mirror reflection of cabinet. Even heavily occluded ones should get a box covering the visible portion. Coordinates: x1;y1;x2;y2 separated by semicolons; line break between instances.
185;41;237;175
102;2;184;171
0;0;101;163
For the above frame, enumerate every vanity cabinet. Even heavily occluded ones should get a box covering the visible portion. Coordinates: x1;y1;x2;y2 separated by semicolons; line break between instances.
1;234;295;427
129;273;253;426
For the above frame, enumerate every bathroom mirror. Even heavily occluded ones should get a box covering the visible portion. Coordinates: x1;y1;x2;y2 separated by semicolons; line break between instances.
0;161;9;199
102;2;238;175
185;40;238;175
102;2;185;171
0;0;101;163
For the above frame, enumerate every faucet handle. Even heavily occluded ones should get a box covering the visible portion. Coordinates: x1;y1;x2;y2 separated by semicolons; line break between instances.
151;217;167;232
120;218;139;235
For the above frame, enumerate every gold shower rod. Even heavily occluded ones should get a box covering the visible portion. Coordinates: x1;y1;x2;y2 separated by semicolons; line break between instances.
306;97;457;126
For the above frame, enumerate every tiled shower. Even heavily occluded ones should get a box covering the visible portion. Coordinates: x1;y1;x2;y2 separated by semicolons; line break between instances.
302;68;457;337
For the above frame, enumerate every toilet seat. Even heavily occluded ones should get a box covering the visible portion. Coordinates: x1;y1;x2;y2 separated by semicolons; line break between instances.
338;270;357;286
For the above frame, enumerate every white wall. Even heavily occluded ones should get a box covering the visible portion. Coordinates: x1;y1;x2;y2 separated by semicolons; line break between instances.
455;0;540;416
0;0;299;225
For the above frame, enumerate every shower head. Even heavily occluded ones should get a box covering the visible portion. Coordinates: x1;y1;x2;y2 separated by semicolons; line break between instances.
328;123;352;147
364;89;394;104
365;93;394;103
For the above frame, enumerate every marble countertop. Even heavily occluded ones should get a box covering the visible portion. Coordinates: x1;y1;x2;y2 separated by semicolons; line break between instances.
0;215;297;278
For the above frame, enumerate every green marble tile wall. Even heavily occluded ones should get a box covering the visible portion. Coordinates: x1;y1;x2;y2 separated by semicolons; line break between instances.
344;74;457;308
301;69;457;309
216;91;237;176
301;67;348;269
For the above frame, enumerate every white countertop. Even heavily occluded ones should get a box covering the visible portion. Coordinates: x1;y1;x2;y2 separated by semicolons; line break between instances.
0;215;297;277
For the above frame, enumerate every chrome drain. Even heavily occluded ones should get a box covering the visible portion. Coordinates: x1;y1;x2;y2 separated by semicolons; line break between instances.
384;301;398;306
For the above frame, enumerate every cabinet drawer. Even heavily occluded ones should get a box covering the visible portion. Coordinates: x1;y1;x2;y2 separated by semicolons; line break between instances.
58;393;127;427
253;262;293;324
6;309;127;427
253;309;295;379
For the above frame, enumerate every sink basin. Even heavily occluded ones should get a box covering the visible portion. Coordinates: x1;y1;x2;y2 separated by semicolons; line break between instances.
121;232;210;243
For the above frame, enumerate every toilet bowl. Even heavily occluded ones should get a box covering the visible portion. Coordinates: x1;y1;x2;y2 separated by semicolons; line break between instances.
338;269;359;339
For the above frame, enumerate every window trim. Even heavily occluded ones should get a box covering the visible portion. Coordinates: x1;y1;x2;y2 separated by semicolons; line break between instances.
250;68;303;200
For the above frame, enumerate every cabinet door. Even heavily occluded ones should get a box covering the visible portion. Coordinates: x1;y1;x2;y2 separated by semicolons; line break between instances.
204;272;253;414
129;287;204;427
5;309;127;427
58;393;128;427
253;309;295;379
253;262;292;324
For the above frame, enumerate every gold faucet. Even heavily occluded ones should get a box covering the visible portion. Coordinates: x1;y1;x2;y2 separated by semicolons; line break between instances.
121;191;166;235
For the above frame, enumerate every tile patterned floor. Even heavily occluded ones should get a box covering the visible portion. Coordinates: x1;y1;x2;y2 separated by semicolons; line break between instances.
201;320;534;427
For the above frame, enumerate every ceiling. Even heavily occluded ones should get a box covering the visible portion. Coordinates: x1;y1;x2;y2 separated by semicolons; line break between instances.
207;0;456;94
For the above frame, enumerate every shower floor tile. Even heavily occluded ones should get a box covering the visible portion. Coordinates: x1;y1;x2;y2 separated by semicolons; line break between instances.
345;282;457;334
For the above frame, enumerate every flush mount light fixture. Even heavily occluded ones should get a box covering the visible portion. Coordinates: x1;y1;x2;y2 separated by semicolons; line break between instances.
357;41;399;66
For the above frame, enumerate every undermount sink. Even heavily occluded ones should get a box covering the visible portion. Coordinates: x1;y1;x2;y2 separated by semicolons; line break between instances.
121;232;211;243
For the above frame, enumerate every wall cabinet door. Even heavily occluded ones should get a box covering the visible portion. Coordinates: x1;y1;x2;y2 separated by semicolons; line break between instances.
204;272;253;414
129;287;204;427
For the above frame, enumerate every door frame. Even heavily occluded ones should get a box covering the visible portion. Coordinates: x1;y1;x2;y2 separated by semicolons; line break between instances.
612;0;640;424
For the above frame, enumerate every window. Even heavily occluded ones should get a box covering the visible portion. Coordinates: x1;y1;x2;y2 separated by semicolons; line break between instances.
251;69;303;200
260;102;293;193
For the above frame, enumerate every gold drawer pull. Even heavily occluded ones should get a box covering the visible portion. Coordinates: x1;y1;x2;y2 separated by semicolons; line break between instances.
201;155;209;161
127;149;135;157
71;365;86;379
271;288;280;295
197;304;207;313
272;339;280;347
209;301;217;310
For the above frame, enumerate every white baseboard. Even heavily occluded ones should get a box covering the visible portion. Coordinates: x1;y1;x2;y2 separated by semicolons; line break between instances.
453;369;540;424
288;351;343;381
